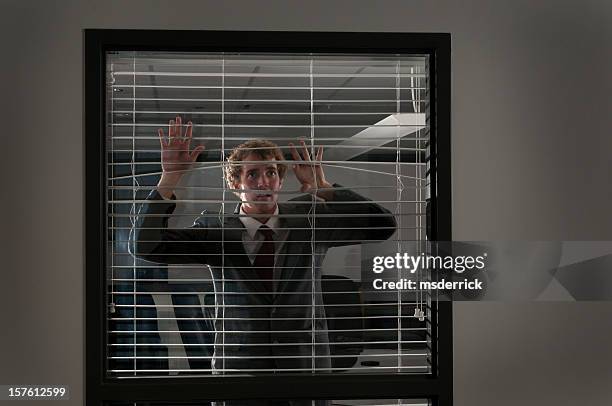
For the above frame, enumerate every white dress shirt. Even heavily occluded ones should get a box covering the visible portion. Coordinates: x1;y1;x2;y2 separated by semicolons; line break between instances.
238;205;288;266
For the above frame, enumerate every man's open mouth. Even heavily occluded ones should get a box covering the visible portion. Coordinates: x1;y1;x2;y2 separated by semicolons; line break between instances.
254;193;273;200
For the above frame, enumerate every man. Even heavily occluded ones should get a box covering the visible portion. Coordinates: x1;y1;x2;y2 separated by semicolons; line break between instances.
133;116;397;374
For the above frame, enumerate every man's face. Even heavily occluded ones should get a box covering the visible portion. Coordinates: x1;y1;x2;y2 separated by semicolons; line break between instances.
233;153;283;215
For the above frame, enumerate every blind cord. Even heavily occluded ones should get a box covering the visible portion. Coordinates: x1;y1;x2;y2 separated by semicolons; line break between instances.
109;64;116;315
309;58;317;372
395;59;403;371
130;53;139;376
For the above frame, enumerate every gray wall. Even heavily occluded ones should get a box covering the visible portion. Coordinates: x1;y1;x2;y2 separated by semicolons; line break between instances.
2;0;611;404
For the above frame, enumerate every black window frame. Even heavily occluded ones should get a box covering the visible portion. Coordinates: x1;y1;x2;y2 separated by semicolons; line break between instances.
85;29;452;406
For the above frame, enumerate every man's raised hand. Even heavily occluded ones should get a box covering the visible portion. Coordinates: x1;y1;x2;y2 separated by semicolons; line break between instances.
159;116;204;175
157;116;204;198
289;140;333;200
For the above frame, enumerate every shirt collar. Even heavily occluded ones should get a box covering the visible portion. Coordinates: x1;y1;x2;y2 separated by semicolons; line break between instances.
238;205;280;238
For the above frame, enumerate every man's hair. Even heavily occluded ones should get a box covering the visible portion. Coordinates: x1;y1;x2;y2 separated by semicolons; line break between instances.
225;139;287;188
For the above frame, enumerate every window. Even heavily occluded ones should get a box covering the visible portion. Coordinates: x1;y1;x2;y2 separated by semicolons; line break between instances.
86;30;451;406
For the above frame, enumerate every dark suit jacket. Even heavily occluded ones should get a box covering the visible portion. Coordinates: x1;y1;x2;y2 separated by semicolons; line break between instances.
133;185;397;372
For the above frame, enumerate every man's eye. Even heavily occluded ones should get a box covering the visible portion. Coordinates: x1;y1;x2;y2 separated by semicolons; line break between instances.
267;170;277;176
247;172;256;179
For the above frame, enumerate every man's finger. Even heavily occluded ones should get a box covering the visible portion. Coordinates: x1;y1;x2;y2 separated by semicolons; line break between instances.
300;140;311;161
183;121;193;148
158;128;168;148
175;116;182;138
316;146;323;163
190;145;205;162
289;143;302;162
185;121;193;139
168;119;175;139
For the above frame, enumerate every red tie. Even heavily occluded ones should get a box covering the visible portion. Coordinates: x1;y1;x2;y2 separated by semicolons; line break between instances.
253;225;275;290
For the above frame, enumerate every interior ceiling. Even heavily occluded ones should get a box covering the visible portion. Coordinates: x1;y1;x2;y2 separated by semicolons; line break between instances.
106;53;429;158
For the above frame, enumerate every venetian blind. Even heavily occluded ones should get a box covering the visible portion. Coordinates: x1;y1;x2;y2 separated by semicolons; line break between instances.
106;51;433;376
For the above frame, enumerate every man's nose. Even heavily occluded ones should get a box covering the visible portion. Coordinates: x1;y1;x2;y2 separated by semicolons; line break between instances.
257;175;269;188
